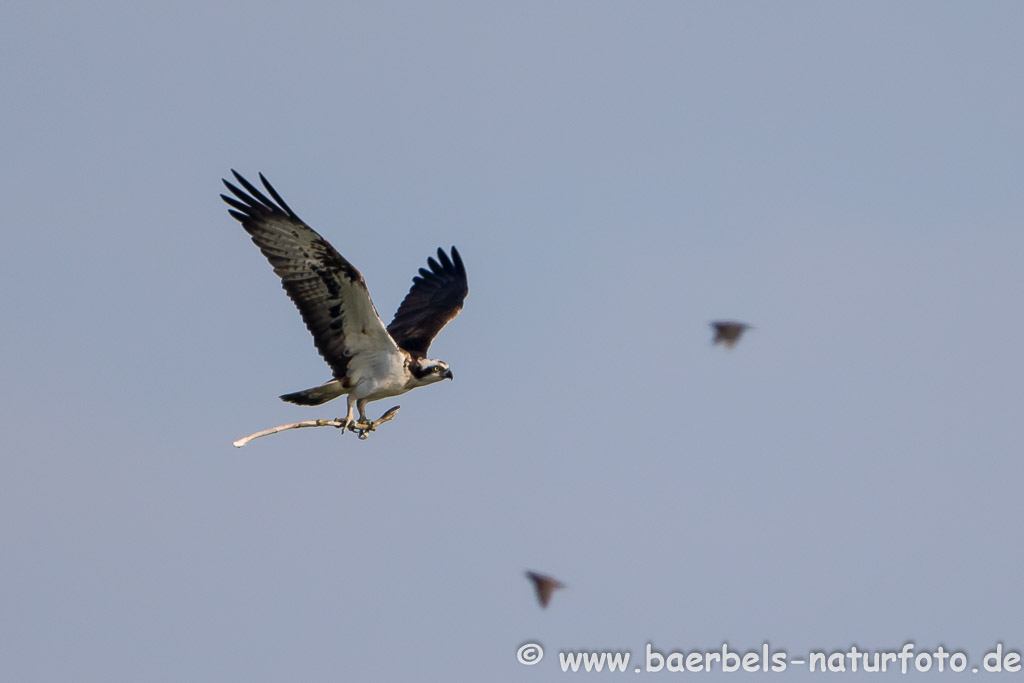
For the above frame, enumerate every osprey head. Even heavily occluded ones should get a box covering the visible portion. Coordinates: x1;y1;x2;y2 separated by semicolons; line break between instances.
410;358;453;385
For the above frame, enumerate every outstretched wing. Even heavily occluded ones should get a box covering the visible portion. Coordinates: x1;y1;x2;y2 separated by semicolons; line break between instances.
525;570;563;608
387;246;468;358
221;171;399;379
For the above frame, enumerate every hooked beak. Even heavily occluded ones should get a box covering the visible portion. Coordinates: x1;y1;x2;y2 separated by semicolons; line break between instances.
444;368;454;380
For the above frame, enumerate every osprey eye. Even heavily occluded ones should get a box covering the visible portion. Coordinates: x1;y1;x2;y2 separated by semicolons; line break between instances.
433;366;442;373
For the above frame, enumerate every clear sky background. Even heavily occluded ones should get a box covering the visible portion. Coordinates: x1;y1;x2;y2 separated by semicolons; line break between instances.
2;2;1022;680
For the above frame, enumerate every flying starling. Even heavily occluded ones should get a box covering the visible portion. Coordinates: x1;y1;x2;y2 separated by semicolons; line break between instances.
711;321;752;348
525;570;564;608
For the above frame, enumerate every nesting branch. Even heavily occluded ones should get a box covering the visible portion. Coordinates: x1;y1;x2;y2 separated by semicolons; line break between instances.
232;406;401;448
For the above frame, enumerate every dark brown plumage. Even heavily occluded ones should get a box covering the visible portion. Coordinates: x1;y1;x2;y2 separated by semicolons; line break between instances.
525;570;564;608
388;247;468;358
710;321;752;348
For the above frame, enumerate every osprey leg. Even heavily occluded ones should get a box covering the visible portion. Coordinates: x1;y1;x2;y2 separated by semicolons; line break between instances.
341;395;357;432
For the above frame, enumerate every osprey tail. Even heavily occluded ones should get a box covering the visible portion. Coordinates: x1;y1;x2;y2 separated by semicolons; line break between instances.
280;379;347;406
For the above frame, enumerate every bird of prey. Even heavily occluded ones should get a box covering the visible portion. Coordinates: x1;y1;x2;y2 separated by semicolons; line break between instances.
221;171;468;431
710;321;752;348
525;570;564;608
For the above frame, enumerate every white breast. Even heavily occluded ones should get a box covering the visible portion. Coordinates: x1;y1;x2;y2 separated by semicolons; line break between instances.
348;349;413;400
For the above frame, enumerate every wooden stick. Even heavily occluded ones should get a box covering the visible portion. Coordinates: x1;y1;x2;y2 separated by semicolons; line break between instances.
232;406;401;448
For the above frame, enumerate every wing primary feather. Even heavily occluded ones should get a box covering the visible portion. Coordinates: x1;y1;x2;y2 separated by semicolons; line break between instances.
220;194;251;212
224;172;259;205
436;248;453;270
222;179;263;209
231;170;279;211
450;246;465;276
258;172;298;218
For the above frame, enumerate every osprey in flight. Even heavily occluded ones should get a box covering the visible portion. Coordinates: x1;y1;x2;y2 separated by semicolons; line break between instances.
221;171;468;431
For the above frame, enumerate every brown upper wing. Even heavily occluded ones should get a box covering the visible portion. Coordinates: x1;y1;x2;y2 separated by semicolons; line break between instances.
221;171;399;379
525;570;564;608
387;246;468;358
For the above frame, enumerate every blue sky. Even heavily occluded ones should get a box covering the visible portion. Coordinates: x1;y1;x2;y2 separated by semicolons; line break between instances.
2;2;1022;680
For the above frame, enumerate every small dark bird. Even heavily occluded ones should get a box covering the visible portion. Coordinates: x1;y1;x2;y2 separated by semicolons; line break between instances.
711;321;752;348
525;570;564;608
